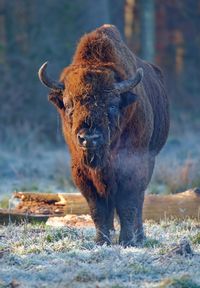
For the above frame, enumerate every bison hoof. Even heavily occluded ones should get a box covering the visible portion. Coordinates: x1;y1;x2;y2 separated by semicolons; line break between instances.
95;233;111;246
119;231;145;247
119;239;140;247
95;238;111;246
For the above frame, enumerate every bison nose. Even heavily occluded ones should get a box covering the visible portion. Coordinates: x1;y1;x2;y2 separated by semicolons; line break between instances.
77;130;102;149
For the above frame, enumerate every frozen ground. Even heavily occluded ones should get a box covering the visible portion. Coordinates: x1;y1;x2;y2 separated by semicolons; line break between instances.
0;145;75;201
0;219;200;287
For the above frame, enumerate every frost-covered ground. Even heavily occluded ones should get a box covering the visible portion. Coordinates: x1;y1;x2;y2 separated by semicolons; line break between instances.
0;219;200;288
0;146;74;201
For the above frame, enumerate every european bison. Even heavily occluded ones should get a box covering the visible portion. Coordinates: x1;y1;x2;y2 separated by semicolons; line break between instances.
38;25;169;246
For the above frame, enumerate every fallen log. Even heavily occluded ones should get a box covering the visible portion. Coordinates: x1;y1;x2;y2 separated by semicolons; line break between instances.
143;188;200;221
14;191;89;215
0;209;49;225
0;188;200;224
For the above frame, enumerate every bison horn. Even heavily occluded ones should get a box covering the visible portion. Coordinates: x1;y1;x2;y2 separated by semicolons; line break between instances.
38;62;65;91
114;68;143;94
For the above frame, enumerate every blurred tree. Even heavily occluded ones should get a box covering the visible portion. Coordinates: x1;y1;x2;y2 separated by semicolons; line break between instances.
0;0;199;145
176;0;200;111
156;0;200;112
139;0;155;62
0;0;113;143
124;0;142;57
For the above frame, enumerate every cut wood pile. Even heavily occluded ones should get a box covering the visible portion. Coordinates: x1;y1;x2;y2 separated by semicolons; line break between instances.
0;188;200;225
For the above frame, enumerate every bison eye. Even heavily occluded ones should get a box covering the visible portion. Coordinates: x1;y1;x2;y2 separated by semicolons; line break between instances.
108;105;118;116
65;101;74;117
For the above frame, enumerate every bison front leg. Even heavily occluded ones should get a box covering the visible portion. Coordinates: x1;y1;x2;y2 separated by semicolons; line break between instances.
116;191;145;247
72;164;115;245
86;194;115;245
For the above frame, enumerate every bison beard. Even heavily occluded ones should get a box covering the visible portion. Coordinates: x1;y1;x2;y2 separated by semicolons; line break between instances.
38;25;169;246
83;148;106;168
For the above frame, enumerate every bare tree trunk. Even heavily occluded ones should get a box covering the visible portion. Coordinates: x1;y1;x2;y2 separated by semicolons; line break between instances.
4;0;20;72
139;0;155;62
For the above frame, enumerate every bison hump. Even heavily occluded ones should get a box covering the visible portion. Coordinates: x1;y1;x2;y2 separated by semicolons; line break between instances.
72;25;121;65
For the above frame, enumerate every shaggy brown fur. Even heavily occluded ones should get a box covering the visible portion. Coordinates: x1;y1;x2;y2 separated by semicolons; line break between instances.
47;25;169;246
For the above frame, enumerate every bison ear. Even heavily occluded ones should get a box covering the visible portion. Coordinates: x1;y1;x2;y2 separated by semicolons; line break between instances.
48;91;64;109
119;92;138;109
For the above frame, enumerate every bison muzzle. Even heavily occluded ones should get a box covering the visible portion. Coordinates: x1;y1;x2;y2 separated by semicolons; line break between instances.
38;25;169;246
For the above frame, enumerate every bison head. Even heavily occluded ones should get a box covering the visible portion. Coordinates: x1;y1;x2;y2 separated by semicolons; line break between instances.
38;62;143;168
